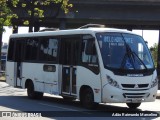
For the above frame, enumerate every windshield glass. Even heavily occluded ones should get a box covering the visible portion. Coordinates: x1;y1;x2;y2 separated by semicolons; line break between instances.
96;32;154;70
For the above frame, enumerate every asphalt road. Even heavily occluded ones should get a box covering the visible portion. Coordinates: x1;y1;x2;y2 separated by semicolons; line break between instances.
0;81;159;120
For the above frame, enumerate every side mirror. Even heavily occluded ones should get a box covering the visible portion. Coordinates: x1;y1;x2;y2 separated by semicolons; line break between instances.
145;41;148;45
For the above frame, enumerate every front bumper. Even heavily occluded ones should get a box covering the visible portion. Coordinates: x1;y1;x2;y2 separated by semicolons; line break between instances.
102;84;158;103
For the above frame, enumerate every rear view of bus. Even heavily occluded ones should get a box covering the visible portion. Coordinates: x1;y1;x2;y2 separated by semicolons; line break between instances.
96;32;158;109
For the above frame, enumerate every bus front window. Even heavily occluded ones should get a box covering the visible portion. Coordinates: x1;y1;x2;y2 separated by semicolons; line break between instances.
96;32;154;70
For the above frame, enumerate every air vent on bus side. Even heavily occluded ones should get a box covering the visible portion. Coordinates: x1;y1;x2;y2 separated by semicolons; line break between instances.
78;24;105;29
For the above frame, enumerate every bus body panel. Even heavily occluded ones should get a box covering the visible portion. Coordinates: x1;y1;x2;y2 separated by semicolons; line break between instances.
6;62;15;87
101;69;158;103
21;63;59;95
102;84;157;103
76;66;101;103
6;61;23;87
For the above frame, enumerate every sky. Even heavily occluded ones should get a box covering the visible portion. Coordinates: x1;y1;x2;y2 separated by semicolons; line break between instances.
2;26;159;48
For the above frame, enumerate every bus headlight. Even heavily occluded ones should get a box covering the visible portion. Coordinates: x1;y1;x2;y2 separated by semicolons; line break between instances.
107;75;119;88
151;77;158;88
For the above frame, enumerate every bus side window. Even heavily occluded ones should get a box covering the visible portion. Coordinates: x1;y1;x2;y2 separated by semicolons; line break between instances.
7;39;15;61
39;37;58;62
82;38;98;64
15;40;25;62
81;35;99;74
24;38;39;61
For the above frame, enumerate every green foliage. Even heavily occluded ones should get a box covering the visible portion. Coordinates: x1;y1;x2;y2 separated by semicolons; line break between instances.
150;43;158;67
0;0;72;32
11;0;19;7
0;0;18;33
19;0;72;25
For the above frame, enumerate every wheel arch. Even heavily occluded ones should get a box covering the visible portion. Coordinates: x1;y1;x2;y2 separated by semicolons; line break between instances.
79;85;94;101
25;79;34;89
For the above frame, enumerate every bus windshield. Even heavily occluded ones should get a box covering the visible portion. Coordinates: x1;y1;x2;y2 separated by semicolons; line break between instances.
96;32;154;70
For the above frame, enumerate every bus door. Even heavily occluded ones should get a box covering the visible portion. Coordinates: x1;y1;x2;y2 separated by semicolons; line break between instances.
61;37;81;95
14;40;24;87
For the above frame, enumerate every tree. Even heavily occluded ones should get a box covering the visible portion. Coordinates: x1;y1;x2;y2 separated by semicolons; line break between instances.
13;0;72;32
0;0;18;33
150;43;158;67
0;0;19;71
0;0;72;71
1;0;72;33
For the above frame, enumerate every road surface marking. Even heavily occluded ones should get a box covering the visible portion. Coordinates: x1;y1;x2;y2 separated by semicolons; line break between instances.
39;103;92;115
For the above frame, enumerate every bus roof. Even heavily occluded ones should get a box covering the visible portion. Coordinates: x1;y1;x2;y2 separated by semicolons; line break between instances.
9;27;136;38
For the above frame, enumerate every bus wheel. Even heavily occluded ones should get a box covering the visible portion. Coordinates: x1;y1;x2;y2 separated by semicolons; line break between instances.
27;81;43;99
82;88;98;109
126;103;141;109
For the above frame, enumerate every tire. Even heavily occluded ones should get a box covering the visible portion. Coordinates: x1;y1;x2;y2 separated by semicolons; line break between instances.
81;88;98;109
27;81;43;99
126;103;141;109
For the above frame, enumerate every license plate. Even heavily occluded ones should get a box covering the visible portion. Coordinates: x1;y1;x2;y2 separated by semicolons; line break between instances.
132;98;142;103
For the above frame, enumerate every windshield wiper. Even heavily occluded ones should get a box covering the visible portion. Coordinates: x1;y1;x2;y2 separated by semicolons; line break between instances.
121;43;135;69
120;34;148;70
131;51;148;70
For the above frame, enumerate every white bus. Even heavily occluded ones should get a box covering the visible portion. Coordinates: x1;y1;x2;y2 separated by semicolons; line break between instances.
6;25;158;109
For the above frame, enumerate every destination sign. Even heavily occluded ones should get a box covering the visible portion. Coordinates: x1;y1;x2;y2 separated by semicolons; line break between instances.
104;36;133;44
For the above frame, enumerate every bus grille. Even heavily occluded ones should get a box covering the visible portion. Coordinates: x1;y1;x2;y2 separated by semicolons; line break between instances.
121;84;149;88
123;93;148;98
